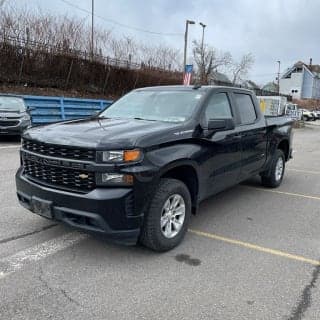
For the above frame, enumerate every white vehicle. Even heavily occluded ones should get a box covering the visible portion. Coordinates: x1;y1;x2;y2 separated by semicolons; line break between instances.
300;109;315;121
312;110;320;119
284;103;302;120
257;96;287;116
257;98;302;121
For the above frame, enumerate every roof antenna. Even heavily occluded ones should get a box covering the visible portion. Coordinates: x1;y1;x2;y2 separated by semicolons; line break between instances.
193;83;202;89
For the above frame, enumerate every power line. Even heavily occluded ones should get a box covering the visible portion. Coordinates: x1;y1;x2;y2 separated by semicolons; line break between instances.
60;0;183;37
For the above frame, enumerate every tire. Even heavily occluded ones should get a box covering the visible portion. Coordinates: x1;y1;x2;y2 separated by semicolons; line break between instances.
261;149;285;188
139;178;191;252
303;116;308;121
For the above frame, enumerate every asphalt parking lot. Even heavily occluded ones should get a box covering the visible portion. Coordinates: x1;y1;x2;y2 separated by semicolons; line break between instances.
0;123;320;320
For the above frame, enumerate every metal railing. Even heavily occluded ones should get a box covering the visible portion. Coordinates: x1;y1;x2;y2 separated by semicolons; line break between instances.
22;95;113;125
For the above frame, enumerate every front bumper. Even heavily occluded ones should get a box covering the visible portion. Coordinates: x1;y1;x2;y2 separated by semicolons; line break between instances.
16;168;143;245
0;120;30;135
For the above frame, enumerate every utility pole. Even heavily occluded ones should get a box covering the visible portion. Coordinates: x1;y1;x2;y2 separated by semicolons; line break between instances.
277;60;281;95
199;22;206;83
183;19;195;72
91;0;94;61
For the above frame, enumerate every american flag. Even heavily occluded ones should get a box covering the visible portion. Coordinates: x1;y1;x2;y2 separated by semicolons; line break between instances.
183;64;193;85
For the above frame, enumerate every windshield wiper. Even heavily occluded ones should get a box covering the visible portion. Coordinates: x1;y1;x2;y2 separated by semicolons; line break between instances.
97;116;111;119
133;117;157;121
0;109;19;112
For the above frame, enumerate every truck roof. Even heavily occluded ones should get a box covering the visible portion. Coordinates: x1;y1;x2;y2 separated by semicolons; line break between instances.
135;85;253;94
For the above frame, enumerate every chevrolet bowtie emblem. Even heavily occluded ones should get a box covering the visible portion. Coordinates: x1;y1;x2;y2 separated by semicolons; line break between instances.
79;173;89;179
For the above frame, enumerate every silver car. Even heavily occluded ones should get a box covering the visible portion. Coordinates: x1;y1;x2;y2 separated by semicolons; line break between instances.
0;95;31;136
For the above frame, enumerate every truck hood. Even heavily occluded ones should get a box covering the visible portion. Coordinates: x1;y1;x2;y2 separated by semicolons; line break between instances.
23;117;187;149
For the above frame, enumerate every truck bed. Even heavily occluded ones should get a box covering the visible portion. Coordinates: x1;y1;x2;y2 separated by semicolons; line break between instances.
265;115;293;128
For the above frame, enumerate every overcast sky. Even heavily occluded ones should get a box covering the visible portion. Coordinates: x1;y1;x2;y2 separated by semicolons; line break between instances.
11;0;320;85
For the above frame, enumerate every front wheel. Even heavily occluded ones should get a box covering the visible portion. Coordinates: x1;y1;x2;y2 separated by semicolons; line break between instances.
139;178;191;252
261;149;285;188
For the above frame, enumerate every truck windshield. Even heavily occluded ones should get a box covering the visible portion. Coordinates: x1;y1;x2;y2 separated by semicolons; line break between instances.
99;90;204;123
0;97;26;112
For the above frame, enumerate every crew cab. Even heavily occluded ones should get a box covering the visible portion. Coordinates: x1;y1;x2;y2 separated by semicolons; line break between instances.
16;86;293;251
0;95;31;136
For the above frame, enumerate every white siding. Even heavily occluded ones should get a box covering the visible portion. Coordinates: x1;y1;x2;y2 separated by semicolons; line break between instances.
301;69;314;98
312;77;320;99
279;72;303;99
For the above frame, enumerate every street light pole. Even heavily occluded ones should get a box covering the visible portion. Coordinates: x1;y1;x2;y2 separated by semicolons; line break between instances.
91;0;94;61
277;60;281;95
199;22;206;83
183;19;195;72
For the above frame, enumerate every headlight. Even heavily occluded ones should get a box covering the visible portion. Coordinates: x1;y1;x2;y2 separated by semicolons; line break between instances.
21;113;30;121
97;173;134;186
100;149;142;163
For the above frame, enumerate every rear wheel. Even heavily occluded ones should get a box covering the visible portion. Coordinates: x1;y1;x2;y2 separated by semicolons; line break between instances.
139;178;191;252
261;149;285;188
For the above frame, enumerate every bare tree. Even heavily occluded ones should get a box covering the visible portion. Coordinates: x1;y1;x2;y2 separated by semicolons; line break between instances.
109;36;138;61
192;40;232;84
230;53;254;84
138;43;181;70
0;1;181;71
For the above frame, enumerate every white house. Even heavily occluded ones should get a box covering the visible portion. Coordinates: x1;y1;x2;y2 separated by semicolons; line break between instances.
279;60;320;99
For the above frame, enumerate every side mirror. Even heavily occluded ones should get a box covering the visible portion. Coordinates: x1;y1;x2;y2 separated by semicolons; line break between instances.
207;118;235;131
26;107;35;114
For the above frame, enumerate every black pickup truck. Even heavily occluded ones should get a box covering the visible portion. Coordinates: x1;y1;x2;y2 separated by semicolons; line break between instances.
16;86;293;251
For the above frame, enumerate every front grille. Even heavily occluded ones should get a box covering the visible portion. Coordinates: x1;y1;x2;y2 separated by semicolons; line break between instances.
23;159;95;192
22;139;95;161
0;120;19;127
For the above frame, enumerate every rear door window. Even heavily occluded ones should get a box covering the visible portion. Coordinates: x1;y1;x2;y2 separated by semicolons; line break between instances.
234;93;257;125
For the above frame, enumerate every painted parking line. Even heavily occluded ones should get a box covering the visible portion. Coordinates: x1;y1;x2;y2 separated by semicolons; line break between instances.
0;232;88;280
244;186;320;201
0;145;20;150
287;168;320;175
189;229;320;266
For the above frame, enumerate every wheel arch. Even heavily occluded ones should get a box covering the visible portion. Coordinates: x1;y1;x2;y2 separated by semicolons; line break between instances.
160;161;199;214
277;139;290;161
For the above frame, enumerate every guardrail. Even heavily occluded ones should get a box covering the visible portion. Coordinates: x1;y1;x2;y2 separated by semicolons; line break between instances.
22;95;113;125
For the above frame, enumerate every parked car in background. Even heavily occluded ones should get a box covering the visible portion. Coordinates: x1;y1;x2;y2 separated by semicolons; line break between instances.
301;108;316;121
312;110;320;119
0;95;31;136
16;86;293;251
284;103;303;120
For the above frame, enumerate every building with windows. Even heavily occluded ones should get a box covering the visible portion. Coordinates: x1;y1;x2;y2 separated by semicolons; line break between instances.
279;60;320;99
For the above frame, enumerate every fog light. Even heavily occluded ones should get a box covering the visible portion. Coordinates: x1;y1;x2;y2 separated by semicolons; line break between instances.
101;173;124;183
100;173;133;185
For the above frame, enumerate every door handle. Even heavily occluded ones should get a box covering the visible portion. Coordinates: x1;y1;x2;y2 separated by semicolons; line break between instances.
233;134;242;139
